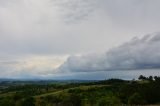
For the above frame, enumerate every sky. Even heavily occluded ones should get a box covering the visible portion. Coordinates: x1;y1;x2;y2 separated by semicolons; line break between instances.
0;0;160;79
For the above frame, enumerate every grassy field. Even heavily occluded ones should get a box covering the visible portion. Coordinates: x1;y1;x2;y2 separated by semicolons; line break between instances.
35;84;110;98
1;76;160;106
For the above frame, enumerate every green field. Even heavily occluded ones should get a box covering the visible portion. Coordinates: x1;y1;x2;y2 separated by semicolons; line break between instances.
0;75;160;106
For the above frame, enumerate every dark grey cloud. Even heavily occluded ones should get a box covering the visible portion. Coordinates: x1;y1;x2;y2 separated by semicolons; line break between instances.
58;33;160;72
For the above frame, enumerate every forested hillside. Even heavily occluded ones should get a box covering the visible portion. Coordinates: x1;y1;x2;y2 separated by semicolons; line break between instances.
0;75;160;106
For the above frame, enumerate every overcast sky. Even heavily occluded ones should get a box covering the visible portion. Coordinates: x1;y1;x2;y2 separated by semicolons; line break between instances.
0;0;160;79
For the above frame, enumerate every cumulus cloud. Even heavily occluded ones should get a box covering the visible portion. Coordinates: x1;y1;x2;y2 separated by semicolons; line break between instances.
58;33;160;72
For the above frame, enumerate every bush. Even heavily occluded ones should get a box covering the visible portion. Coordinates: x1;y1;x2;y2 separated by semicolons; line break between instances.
98;96;121;106
128;93;146;105
21;96;35;106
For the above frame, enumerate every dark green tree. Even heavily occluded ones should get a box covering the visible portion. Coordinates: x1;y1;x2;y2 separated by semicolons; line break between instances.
148;76;153;81
138;75;146;80
21;96;35;106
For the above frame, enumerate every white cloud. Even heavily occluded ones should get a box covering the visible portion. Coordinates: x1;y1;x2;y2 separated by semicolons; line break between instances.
0;55;68;78
1;0;160;56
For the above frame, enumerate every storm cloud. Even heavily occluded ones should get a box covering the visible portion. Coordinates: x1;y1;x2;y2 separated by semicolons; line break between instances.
1;0;160;55
58;33;160;72
1;0;160;79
